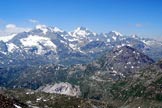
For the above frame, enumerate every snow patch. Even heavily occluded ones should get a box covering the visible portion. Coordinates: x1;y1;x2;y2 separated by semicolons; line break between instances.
36;25;48;34
7;43;18;52
14;104;22;108
127;62;131;65
0;34;16;42
36;97;42;101
112;36;117;41
69;44;77;50
112;70;117;74
118;49;123;54
107;39;110;42
117;45;122;48
131;66;134;69
20;35;57;54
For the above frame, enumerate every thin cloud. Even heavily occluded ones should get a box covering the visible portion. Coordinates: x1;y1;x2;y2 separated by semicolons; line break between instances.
135;23;143;28
127;23;143;28
0;19;4;24
0;24;31;36
28;19;39;23
6;24;16;29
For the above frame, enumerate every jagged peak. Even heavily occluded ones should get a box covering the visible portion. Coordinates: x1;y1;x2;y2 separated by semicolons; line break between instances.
35;24;47;29
70;26;96;37
109;31;123;36
35;24;48;34
35;25;64;34
131;34;139;38
50;27;64;33
114;45;138;52
75;26;88;31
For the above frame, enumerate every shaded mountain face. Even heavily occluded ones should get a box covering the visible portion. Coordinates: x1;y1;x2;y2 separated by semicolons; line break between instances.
0;25;162;66
0;46;154;90
102;46;154;72
85;46;154;80
109;59;162;103
0;64;68;89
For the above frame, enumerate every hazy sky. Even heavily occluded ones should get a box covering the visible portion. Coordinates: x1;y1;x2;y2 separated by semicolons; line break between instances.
0;0;162;37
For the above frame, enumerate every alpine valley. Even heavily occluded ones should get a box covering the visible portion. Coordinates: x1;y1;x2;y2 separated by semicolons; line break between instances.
1;25;162;108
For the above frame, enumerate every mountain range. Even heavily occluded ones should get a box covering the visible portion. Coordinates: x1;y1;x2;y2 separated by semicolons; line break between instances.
0;25;162;67
1;25;162;107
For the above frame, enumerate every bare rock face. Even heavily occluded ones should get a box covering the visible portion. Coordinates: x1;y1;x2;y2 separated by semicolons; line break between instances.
37;82;81;97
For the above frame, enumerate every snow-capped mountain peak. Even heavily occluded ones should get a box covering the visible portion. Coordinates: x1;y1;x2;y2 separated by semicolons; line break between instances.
35;25;65;34
51;27;64;33
75;26;88;31
35;24;48;34
69;27;97;37
131;34;139;39
71;27;89;37
109;31;123;36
